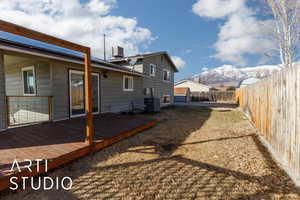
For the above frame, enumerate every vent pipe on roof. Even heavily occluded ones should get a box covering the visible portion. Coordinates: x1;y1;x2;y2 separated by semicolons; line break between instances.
103;34;106;61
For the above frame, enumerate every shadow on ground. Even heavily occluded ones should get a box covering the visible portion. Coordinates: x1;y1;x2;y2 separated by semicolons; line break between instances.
67;153;299;199
1;106;300;199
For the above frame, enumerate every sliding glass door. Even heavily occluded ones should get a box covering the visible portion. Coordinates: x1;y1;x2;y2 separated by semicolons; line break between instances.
69;70;100;118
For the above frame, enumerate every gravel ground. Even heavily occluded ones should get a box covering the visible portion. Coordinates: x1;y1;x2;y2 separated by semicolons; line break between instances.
1;106;300;200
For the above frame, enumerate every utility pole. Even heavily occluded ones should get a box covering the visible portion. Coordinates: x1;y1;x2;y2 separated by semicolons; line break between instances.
103;34;106;61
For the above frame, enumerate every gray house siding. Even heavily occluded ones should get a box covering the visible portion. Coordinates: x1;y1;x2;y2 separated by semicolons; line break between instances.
51;61;103;120
50;62;144;117
5;59;51;96
44;61;144;119
51;61;70;121
142;55;175;105
0;51;6;130
2;52;145;125
118;60;144;73
4;59;52;125
101;71;144;113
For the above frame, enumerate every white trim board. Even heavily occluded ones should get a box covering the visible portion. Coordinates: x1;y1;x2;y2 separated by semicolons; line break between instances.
123;75;134;92
21;65;37;96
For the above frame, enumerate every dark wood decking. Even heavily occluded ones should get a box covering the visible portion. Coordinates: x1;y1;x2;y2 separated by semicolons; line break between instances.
0;114;157;191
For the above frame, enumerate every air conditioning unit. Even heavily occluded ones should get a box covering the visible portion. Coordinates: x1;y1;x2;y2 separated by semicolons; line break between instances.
144;98;160;112
112;46;124;58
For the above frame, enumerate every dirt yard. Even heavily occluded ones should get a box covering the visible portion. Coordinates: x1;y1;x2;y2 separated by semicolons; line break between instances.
1;106;300;199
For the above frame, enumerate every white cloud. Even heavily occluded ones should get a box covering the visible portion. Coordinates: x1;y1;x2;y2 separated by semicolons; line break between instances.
171;56;186;69
193;0;276;66
192;0;251;18
201;67;208;72
0;0;154;58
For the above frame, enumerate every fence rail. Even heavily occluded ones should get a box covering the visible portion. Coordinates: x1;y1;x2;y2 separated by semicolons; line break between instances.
236;64;300;181
6;96;53;126
191;91;235;102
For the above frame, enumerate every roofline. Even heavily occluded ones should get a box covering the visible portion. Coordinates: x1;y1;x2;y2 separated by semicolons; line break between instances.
109;51;179;72
0;39;144;77
175;80;211;88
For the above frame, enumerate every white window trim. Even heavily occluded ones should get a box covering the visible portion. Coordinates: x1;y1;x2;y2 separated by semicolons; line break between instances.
22;66;36;96
144;87;154;96
163;69;171;82
163;94;171;105
123;75;134;92
144;88;150;95
92;73;100;115
149;64;156;77
150;88;154;96
69;70;100;118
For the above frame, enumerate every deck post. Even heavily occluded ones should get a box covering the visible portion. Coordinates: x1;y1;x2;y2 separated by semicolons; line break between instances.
0;50;7;131
84;48;94;146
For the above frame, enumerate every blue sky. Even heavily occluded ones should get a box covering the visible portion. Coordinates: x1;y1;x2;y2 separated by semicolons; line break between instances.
0;0;276;81
110;0;275;81
112;0;226;80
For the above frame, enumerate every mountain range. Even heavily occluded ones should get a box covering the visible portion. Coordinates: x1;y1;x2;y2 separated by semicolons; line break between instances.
191;64;282;87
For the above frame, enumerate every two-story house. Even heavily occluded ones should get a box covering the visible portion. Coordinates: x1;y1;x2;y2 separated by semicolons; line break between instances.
109;49;178;107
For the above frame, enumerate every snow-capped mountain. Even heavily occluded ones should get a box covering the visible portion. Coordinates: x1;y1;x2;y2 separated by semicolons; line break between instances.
191;64;282;86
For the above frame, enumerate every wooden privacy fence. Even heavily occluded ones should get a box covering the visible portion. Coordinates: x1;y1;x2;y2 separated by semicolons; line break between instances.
191;91;235;102
236;63;300;182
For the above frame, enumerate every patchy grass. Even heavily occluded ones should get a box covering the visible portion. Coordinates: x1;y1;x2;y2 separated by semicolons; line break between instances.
1;106;299;199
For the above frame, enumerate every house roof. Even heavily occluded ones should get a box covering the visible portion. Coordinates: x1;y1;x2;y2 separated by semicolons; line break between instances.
0;31;143;77
109;51;179;72
174;87;190;95
175;80;211;88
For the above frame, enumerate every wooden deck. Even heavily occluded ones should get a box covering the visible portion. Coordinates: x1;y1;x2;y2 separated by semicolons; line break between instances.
0;114;157;191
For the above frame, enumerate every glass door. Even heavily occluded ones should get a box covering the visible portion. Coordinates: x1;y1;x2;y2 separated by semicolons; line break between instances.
69;70;100;118
70;70;85;117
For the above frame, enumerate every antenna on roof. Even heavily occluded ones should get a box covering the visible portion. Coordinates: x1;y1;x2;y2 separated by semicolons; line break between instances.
103;34;106;61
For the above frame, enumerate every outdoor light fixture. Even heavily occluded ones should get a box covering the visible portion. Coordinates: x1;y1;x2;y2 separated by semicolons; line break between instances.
103;71;108;78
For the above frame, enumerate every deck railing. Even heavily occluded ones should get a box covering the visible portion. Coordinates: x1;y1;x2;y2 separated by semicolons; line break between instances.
6;96;53;126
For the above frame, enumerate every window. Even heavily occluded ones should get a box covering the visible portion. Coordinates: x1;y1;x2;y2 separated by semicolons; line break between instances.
163;69;171;82
163;95;171;104
150;88;154;96
144;88;149;95
22;66;36;96
149;64;156;76
123;75;134;91
144;88;154;96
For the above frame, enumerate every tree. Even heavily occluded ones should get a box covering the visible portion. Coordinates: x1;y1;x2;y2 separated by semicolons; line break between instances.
266;0;300;68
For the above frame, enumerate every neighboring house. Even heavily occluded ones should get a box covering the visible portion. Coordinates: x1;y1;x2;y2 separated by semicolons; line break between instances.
0;31;145;130
110;50;178;107
238;78;260;88
175;80;210;92
174;87;191;103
